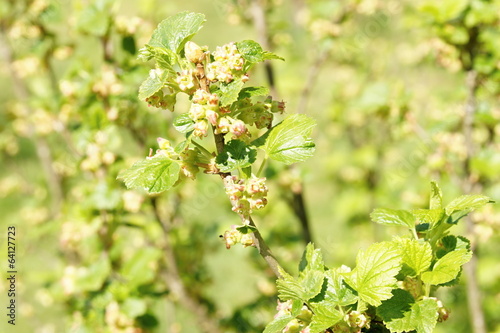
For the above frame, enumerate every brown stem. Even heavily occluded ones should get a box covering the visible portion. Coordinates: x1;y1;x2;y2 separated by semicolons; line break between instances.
151;197;221;333
248;216;283;278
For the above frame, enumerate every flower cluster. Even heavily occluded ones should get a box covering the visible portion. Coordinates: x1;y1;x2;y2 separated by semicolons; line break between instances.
145;90;176;110
235;97;285;130
221;225;255;249
273;301;313;333
155;137;207;179
224;175;268;219
176;69;196;91
206;42;244;83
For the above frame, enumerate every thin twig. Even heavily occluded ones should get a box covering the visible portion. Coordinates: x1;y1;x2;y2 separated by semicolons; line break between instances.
150;197;221;333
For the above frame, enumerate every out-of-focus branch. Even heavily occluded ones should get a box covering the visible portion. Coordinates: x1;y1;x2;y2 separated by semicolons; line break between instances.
0;33;64;217
462;69;486;333
250;0;313;244
250;0;277;97
151;197;221;333
297;50;329;115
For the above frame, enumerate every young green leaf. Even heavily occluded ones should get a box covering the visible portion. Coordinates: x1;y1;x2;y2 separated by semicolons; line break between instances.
277;267;304;301
76;4;110;36
429;181;443;209
219;78;246;106
370;208;416;229
300;270;325;301
236;40;284;65
138;69;169;100
173;113;195;133
117;155;180;194
263;315;294;333
397;238;432;276
385;298;438;333
435;235;471;259
377;289;414;323
323;268;358;306
148;12;205;54
411;209;444;226
445;194;493;216
215;140;257;172
261;114;316;165
308;304;343;333
238;86;269;99
299;243;324;274
342;242;401;306
120;247;162;287
421;249;472;285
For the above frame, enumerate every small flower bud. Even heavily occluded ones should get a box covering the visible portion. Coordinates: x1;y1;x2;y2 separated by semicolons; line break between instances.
157;137;171;150
185;41;206;63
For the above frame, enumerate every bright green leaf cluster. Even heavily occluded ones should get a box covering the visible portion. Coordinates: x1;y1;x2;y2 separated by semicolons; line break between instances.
267;182;493;333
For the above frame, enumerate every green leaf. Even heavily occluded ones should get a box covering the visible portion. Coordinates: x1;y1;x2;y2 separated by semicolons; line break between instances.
308;304;343;333
238;86;269;99
419;0;468;22
429;181;443;209
435;235;471;259
173;113;195;133
236;40;284;64
263;315;294;333
342;242;401;306
74;255;111;292
215;140;257;172
262;114;316;164
122;298;147;318
236;225;257;234
118;155;180;194
77;5;110;36
397;238;432;276
377;289;414;322
122;36;136;55
445;194;493;215
385;298;438;333
120;247;162;286
138;69;168;100
299;243;324;274
219;79;246;106
301;270;325;300
143;45;178;76
370;208;416;229
411;209;444;226
421;249;472;285
277;269;304;301
323;268;358;306
148;12;205;54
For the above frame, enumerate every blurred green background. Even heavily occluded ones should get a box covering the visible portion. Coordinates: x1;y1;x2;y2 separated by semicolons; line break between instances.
0;0;499;332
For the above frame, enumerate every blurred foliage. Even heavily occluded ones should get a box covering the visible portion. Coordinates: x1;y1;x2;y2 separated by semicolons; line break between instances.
0;0;499;333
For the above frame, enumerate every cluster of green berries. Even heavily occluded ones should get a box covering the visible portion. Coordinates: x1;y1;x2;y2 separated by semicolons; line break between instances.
224;175;268;219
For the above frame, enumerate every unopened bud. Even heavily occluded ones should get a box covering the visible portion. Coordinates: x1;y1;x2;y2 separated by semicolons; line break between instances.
185;41;205;63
